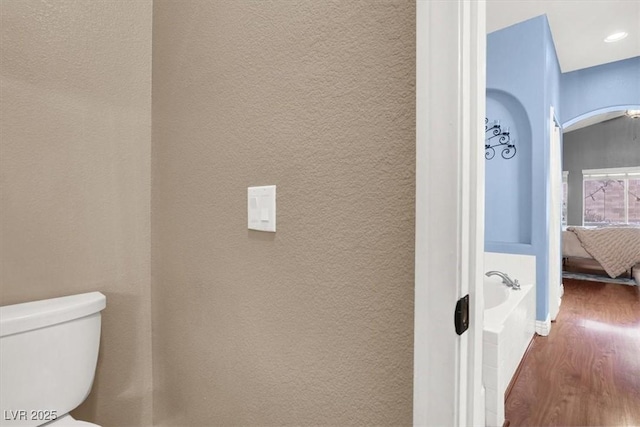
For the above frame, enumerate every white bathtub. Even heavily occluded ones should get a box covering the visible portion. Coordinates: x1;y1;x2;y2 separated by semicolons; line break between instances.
483;277;535;427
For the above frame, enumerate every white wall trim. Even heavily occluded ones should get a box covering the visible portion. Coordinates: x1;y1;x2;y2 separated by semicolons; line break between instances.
535;314;551;336
582;166;640;177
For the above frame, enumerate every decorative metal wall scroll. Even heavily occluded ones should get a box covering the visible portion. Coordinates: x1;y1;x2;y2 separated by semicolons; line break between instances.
485;118;516;160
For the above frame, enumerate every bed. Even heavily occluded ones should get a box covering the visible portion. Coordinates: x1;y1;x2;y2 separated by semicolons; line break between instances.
562;225;640;282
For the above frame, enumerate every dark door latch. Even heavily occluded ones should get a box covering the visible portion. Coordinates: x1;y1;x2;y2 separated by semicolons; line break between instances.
455;294;469;335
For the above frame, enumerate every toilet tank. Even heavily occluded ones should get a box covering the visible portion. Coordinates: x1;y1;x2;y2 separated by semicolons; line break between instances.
0;292;106;427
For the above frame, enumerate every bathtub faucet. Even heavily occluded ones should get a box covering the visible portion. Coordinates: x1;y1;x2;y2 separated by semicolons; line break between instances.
486;271;521;290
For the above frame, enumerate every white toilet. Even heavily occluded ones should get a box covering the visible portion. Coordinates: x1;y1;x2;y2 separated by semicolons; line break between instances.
0;292;106;427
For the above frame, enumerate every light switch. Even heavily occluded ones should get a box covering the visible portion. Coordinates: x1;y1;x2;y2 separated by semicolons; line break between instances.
248;185;276;232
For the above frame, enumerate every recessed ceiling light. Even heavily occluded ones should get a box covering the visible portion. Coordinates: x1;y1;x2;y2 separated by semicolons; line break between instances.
604;31;628;43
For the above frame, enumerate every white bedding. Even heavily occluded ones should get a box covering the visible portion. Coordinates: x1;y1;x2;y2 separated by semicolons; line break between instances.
565;226;640;278
562;229;592;259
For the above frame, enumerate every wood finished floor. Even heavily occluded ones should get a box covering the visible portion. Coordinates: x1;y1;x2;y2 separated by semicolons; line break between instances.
505;279;640;427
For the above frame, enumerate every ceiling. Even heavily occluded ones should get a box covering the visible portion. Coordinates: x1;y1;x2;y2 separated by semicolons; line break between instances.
487;0;640;73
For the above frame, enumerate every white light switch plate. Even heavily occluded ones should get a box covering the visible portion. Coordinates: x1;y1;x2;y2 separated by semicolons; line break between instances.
248;185;276;232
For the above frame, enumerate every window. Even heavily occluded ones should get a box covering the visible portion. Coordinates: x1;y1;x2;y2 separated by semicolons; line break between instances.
583;167;640;226
562;171;568;227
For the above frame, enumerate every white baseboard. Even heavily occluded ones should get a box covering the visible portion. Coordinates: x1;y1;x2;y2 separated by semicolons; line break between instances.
535;314;551;336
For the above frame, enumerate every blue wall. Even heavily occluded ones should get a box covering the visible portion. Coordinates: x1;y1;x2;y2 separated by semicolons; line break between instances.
485;16;543;253
486;15;561;321
561;57;640;127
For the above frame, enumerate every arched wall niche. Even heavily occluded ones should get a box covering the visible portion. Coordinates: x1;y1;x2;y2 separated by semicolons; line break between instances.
485;89;533;245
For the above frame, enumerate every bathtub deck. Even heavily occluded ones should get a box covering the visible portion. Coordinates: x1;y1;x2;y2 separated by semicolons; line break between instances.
505;278;640;426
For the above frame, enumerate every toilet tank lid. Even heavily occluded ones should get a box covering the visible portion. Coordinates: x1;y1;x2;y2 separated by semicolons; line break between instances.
0;292;106;338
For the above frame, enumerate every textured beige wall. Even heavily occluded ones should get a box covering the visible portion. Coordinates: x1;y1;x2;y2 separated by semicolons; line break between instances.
0;1;152;426
152;1;415;425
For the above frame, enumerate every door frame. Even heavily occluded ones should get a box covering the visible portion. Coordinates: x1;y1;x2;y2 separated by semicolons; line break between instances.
549;106;563;321
414;1;486;425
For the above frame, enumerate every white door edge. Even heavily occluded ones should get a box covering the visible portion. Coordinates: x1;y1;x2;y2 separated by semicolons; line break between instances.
414;1;485;426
